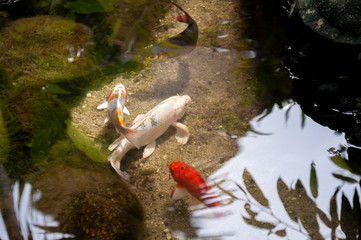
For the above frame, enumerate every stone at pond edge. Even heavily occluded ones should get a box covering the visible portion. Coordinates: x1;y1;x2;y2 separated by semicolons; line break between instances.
296;0;361;44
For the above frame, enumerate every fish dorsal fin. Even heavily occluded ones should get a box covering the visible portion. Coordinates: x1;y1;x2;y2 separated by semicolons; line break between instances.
97;101;108;110
171;184;189;200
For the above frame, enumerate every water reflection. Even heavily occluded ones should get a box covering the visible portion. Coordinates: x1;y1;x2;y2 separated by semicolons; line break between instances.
191;102;360;239
0;181;73;240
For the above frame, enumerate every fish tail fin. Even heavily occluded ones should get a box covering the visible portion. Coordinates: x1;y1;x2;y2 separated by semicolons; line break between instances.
118;126;142;149
109;159;130;181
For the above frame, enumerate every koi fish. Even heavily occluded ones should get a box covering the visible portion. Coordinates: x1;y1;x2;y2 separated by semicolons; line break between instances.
109;95;191;180
169;161;222;216
97;84;130;132
145;1;199;60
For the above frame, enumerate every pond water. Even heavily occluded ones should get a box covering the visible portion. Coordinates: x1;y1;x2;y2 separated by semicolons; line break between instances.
1;102;359;240
187;102;360;239
1;0;361;239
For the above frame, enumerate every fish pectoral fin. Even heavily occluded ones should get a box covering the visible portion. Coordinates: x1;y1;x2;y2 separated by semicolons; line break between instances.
172;122;190;145
143;141;156;158
103;116;109;125
108;136;123;151
124;107;130;115
171;184;188;200
97;102;108;110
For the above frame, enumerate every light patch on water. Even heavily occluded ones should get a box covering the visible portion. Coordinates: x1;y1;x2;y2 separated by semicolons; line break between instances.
190;102;360;239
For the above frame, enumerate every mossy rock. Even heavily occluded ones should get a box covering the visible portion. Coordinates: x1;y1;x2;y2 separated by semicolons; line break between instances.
0;15;96;87
31;162;144;239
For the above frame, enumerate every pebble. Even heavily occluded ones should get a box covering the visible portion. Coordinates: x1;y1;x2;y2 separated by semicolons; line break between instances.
216;130;228;137
166;233;172;240
86;93;92;97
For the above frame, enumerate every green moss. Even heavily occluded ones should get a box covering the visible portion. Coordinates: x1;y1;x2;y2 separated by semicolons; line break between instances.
65;119;108;163
29;93;70;159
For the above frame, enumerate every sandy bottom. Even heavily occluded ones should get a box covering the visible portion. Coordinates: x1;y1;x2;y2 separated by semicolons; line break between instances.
71;0;266;238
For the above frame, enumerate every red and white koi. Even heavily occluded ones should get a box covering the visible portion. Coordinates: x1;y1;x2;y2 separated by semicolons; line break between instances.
109;95;191;180
169;161;222;216
97;84;130;132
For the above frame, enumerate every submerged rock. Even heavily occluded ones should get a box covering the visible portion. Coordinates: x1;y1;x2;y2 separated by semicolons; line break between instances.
0;15;95;87
31;162;144;240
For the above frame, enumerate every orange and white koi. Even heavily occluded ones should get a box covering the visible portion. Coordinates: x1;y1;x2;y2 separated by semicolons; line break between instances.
109;95;191;180
146;1;199;60
97;84;130;132
169;161;222;216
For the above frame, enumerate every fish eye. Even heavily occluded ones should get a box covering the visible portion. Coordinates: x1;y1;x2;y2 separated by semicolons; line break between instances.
181;167;184;170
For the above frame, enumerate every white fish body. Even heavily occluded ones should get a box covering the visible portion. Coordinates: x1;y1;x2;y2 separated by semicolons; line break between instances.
109;95;191;179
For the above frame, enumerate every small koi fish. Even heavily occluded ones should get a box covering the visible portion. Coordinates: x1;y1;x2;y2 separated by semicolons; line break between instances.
169;161;222;216
109;95;191;180
146;1;199;60
97;84;130;132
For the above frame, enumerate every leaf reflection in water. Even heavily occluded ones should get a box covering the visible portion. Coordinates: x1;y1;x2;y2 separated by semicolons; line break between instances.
190;103;361;239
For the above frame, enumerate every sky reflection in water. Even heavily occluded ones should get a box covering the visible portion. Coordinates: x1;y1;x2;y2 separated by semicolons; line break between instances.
0;182;74;240
192;102;360;240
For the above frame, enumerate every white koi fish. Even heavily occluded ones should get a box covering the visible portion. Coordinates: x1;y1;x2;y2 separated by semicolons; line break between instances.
109;95;191;180
97;84;130;132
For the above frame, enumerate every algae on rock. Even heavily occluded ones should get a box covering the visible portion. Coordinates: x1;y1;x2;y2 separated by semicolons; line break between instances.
0;16;96;87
